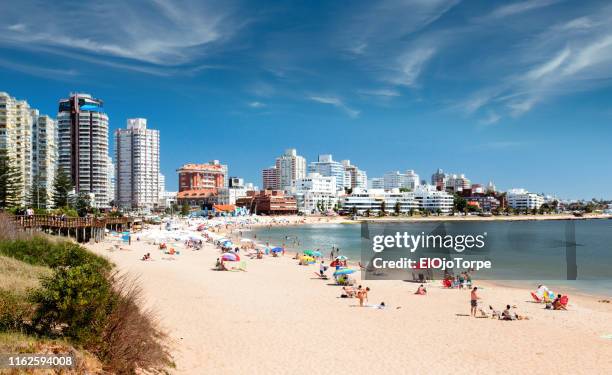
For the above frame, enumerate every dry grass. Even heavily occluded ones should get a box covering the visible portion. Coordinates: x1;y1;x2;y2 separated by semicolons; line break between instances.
0;332;105;374
99;274;174;374
0;255;51;295
0;213;28;241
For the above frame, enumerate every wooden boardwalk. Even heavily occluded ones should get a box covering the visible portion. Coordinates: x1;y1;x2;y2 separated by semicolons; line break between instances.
12;215;132;243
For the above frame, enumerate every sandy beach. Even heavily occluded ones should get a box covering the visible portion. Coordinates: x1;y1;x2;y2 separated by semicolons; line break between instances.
86;217;612;375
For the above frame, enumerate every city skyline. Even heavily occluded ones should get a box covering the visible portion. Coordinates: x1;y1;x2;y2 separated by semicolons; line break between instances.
1;1;612;199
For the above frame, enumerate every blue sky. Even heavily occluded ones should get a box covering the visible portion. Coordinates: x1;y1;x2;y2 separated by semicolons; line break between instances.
1;0;611;199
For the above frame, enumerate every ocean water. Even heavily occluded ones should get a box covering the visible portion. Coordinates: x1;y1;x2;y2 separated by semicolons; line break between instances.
246;220;612;297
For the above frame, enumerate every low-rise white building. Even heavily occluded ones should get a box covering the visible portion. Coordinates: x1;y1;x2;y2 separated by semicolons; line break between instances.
340;188;418;215
507;188;544;210
340;185;453;215
412;185;454;213
292;173;338;214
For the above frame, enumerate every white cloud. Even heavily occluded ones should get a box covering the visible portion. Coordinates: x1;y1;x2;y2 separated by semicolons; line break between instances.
358;88;401;97
248;101;265;108
389;48;436;87
309;96;360;118
484;0;559;19
479;111;501;125
0;0;243;67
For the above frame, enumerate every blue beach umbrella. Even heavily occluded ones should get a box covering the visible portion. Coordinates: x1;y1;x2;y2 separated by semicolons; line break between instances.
333;268;356;276
271;247;283;253
312;251;322;257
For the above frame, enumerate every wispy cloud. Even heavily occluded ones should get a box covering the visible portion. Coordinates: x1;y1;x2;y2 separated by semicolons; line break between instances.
358;88;401;97
248;101;266;108
483;0;559;20
0;57;78;79
308;96;360;118
479;111;501;125
0;0;244;71
389;48;436;87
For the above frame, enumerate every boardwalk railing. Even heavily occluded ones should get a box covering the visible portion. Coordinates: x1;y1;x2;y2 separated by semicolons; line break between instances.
13;215;129;229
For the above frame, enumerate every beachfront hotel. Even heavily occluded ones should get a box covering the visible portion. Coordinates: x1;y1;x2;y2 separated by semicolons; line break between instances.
507;188;545;210
291;172;338;214
340;185;454;214
114;118;160;210
236;190;298;215
57;93;110;208
340;188;419;214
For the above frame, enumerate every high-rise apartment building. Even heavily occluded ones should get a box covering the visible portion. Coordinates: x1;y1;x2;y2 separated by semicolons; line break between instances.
308;154;345;190
341;159;367;189
0;92;34;204
31;111;57;206
262;166;280;190
57;93;110;207
275;148;306;191
115;118;160;210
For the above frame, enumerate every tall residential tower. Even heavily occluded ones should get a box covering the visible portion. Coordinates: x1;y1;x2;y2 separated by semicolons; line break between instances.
57;93;110;207
115;118;160;210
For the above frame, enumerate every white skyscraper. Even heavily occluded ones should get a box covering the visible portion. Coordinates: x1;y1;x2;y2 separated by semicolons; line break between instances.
341;159;367;189
275;148;306;191
0;92;34;204
308;154;345;190
107;156;115;206
57;93;110;207
31;111;57;206
115;118;160;210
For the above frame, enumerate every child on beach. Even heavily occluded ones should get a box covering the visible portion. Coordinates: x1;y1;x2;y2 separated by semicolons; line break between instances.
414;284;427;295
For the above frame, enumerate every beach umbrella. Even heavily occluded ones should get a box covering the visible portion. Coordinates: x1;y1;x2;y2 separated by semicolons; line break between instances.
335;255;348;261
312;251;322;257
271;247;283;253
221;253;240;261
333;268;356;276
303;250;314;256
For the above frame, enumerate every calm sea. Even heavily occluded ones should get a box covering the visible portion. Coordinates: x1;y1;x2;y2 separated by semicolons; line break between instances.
245;220;612;297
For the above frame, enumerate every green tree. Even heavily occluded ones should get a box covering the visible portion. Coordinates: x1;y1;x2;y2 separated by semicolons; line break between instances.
453;194;467;214
394;201;401;216
0;149;22;208
53;168;74;208
399;187;412;193
350;206;358;216
75;192;92;217
380;201;386;216
27;173;48;210
181;202;190;216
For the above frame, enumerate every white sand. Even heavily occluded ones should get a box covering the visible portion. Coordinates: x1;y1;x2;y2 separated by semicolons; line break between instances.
86;219;612;375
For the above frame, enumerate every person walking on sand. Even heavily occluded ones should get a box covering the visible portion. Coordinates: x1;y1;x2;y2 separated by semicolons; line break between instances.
357;287;370;307
470;287;480;317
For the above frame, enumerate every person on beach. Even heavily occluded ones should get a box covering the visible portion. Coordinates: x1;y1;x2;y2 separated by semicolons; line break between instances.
415;284;427;295
357;287;370;307
470;287;480;317
319;260;326;277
